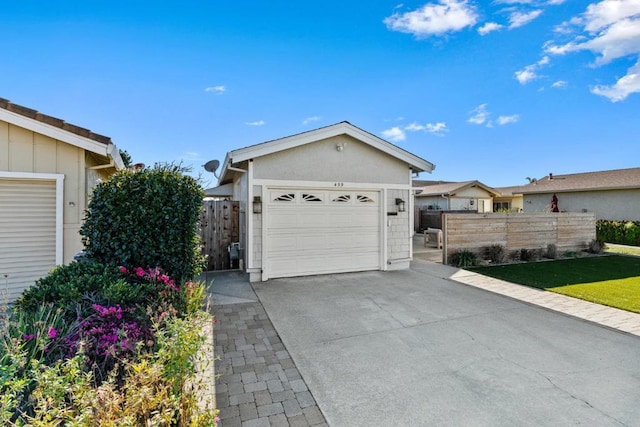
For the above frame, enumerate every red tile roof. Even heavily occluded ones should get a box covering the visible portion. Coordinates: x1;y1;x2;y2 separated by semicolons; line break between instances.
0;98;112;145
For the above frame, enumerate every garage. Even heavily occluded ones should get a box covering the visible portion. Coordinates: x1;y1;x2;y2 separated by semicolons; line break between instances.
209;121;435;282
266;188;381;278
0;177;59;301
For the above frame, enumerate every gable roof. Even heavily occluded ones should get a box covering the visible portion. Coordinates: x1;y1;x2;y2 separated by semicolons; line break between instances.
518;167;640;194
415;180;501;197
219;121;434;184
0;98;124;169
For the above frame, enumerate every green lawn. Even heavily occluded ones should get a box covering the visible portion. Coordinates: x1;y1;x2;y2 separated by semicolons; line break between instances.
469;255;640;313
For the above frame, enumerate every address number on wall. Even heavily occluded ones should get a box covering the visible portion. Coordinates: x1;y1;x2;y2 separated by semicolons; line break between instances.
334;182;344;187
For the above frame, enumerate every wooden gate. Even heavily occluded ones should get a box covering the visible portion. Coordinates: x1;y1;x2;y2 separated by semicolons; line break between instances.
200;200;240;271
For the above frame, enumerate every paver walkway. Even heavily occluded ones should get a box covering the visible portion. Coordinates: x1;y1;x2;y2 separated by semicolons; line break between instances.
213;301;328;427
450;269;640;336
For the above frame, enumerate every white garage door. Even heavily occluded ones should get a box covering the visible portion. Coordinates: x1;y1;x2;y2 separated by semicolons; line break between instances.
266;188;381;278
0;179;57;301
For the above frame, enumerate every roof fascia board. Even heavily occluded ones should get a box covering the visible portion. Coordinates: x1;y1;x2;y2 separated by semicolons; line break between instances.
0;108;110;157
230;123;434;173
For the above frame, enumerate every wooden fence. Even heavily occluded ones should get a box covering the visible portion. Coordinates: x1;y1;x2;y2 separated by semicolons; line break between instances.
416;209;477;231
200;200;240;271
442;212;596;264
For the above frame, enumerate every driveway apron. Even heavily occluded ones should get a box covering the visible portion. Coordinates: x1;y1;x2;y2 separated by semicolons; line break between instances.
253;261;640;427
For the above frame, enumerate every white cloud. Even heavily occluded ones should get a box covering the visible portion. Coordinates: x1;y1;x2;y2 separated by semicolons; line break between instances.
497;114;520;125
245;120;266;126
552;80;568;88
508;9;543;29
495;0;564;5
468;104;491;125
515;56;550;84
468;105;518;127
205;85;226;94
381;126;406;142
405;121;448;135
302;116;321;125
515;66;539;84
405;122;426;131
478;22;503;35
591;59;640;101
384;0;478;37
426;122;448;134
543;0;640;101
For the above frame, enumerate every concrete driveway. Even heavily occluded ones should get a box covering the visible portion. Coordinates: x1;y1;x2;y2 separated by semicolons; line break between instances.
254;261;640;426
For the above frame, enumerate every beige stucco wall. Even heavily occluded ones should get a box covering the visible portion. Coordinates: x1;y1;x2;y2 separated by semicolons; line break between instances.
523;189;640;221
253;135;409;184
0;119;109;263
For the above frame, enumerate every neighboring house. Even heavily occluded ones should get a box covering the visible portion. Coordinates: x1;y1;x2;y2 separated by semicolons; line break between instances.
212;121;434;282
414;180;499;213
0;98;124;301
518;168;640;221
492;185;525;212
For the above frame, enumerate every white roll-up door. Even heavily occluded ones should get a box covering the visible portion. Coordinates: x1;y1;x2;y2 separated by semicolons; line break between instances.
266;188;381;279
0;179;57;301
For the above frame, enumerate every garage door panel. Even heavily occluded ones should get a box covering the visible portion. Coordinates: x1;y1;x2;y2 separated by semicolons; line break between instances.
269;252;380;278
266;189;381;278
0;178;57;301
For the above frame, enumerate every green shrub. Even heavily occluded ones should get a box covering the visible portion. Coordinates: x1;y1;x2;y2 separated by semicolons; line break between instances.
80;164;206;282
14;261;122;319
596;220;640;246
449;249;478;267
545;243;558;259
518;248;538;262
587;239;606;254
484;244;506;264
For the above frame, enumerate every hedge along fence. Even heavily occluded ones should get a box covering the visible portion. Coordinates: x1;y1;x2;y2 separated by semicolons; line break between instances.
442;213;596;265
596;220;640;246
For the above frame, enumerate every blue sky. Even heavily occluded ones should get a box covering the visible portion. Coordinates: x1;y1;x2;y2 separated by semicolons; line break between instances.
2;0;639;188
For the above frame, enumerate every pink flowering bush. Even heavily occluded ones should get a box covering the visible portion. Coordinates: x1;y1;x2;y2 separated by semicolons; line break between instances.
2;262;218;425
64;303;153;383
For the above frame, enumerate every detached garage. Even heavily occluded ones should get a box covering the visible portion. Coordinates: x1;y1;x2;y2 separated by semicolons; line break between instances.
213;122;435;282
0;98;124;301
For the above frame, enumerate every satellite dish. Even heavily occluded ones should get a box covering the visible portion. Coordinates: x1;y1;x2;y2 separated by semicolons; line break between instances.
204;160;220;178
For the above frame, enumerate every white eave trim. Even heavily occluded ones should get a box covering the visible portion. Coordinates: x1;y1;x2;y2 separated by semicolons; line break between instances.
228;122;435;173
0;108;122;167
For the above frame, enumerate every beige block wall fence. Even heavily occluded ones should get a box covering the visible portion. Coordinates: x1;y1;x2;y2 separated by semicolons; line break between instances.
442;212;596;264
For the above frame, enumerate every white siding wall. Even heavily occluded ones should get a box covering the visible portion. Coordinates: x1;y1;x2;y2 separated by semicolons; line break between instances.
252;185;262;270
387;188;411;269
